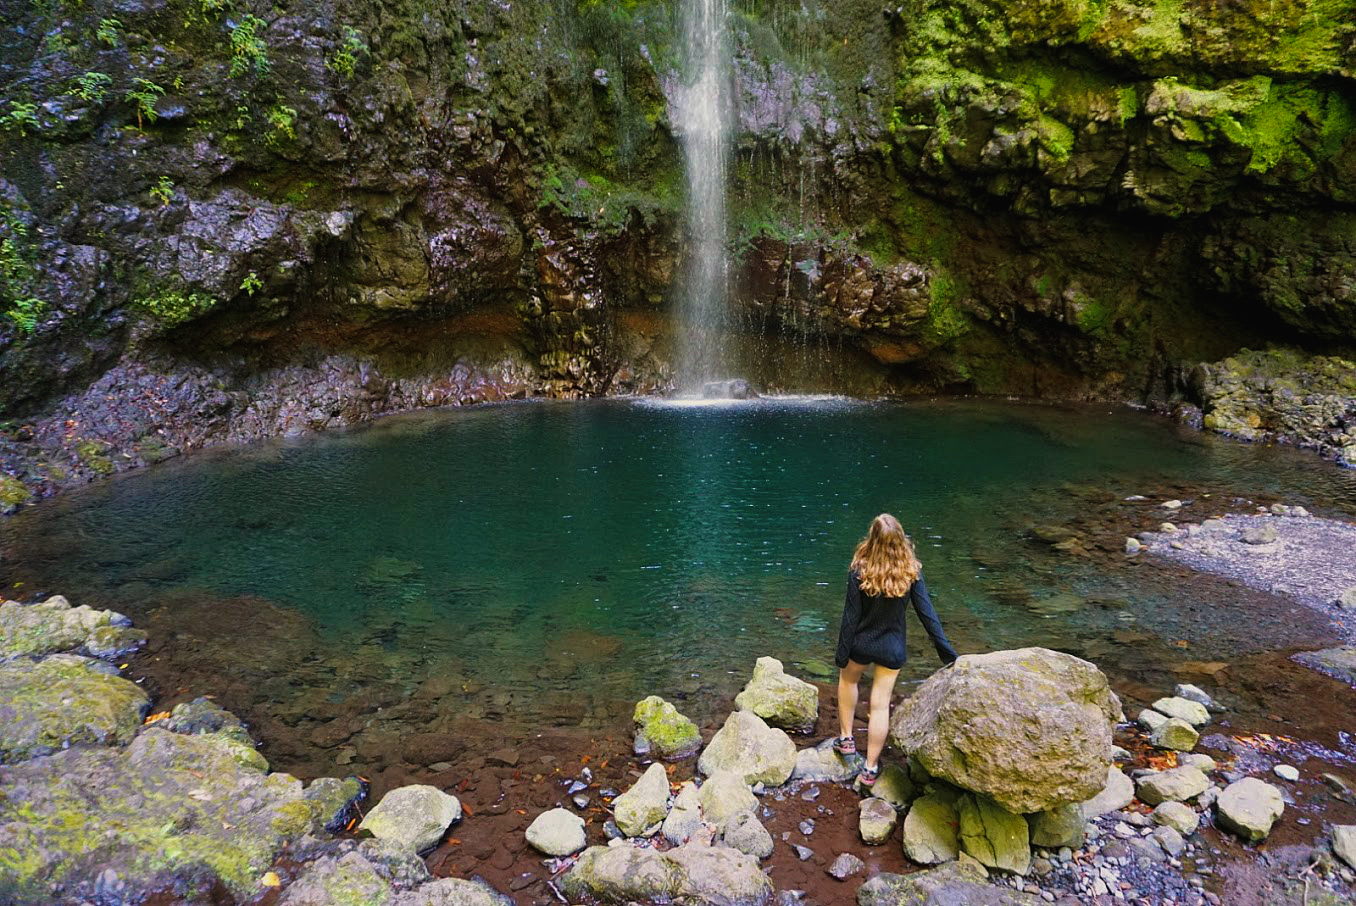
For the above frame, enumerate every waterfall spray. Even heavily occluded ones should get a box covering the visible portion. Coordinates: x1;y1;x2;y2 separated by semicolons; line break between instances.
674;0;732;393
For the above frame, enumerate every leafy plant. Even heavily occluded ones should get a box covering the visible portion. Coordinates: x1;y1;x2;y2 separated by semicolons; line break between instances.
96;17;121;47
239;271;262;295
133;288;216;326
70;71;113;104
0;101;40;133
228;15;270;77
127;78;164;128
264;104;295;146
326;25;368;78
233;105;251;129
150;176;174;206
1;211;45;336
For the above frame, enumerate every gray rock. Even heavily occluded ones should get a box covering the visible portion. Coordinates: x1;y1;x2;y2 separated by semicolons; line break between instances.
1216;777;1285;842
1332;825;1356;871
859;797;898;845
865;762;918;808
827;852;865;880
724;810;774;859
733;657;819;734
1151;697;1211;727
392;876;515;905
1151;801;1200;835
858;861;1042;905
614;762;670;837
792;844;814;861
633;696;702;760
1337;588;1356;611
1173;684;1217;709
1028;803;1085;848
890;648;1120;814
698;710;796;787
1136;766;1210;805
790;737;863;783
563;843;772;906
699;770;758;828
0;654;150;762
1152;826;1187;857
1295;647;1356;685
1273;764;1300;782
1149;718;1200;752
1125;537;1142;554
1080;766;1136;819
903;788;961;865
359;785;462;854
958;793;1031;875
1242;522;1278;544
526;808;586;856
1179;753;1217;773
662;781;703;845
1137;709;1169;732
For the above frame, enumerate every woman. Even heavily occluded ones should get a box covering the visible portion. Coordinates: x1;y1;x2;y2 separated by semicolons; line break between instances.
833;513;958;786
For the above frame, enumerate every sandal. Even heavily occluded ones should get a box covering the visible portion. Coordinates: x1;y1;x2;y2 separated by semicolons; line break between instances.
859;763;880;786
832;736;857;755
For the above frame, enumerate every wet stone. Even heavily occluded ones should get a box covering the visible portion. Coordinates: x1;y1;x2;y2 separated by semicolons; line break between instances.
827;852;865;880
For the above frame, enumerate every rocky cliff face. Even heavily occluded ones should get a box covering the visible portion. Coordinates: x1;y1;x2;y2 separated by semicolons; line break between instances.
0;0;1353;480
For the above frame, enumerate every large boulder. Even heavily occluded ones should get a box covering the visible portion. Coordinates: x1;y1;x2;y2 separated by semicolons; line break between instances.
857;861;1042;905
902;788;961;865
0;654;150;762
890;648;1121;813
633;696;702;760
698;711;796;787
278;850;393;906
359;785;462;854
0;727;320;904
562;843;772;906
733;657;819;733
958;794;1031;875
1216;777;1285;842
613;762;671;836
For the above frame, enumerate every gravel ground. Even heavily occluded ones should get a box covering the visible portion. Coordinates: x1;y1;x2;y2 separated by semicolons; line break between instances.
1138;508;1356;640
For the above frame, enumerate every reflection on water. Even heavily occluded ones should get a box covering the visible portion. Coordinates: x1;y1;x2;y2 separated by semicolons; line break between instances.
3;398;1355;777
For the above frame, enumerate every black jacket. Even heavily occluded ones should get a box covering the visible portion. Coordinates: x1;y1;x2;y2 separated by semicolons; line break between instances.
834;568;958;670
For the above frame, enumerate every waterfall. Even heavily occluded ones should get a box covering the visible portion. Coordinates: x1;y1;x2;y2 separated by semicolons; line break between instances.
674;0;732;393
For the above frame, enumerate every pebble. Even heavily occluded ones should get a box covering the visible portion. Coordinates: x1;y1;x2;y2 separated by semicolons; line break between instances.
792;844;814;861
566;780;587;794
798;819;814;836
1274;764;1300;781
826;852;864;880
572;794;589;809
801;786;820;802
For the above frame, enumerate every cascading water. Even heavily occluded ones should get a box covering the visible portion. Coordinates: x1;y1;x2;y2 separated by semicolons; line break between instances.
674;0;733;393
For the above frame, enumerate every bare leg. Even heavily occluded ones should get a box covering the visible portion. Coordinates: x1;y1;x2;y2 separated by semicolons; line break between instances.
837;660;866;743
864;665;901;770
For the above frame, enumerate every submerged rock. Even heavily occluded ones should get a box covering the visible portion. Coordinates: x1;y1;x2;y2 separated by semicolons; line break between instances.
890;648;1120;813
0;654;149;762
733;656;819;734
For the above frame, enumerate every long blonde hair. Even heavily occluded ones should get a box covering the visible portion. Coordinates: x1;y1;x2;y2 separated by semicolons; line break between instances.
851;513;921;597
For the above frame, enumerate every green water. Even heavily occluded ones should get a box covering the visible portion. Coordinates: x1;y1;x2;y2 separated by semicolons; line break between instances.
3;398;1354;772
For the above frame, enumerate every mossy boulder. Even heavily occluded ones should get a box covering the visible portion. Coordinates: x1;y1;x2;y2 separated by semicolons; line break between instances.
0;727;315;903
890;648;1121;813
0;596;141;660
732;656;819;734
278;850;394;906
632;695;702;760
858;860;1042;905
358;786;461;855
0;654;149;762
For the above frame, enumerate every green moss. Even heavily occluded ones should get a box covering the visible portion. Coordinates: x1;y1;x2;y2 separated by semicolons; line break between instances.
269;799;315;836
0;475;30;508
132;288;216;326
74;439;114;475
926;271;970;345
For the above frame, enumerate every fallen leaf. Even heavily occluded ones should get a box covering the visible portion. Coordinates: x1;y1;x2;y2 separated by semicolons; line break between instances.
462;805;473;817
515;808;527;815
581;755;592;765
261;872;281;888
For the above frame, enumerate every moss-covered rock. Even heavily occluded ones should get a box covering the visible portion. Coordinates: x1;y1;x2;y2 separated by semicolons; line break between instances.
0;595;141;660
0;654;149;762
0;727;313;903
632;695;702;759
